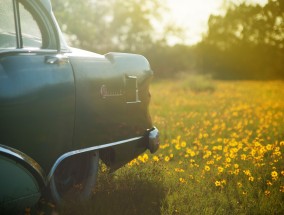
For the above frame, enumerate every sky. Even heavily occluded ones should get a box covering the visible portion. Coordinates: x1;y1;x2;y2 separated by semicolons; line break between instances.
166;0;268;45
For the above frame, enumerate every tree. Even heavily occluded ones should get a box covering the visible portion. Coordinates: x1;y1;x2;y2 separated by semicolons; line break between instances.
51;0;174;54
50;0;191;79
199;0;284;79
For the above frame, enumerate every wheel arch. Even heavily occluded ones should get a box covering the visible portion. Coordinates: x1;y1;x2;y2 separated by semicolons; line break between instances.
0;144;46;189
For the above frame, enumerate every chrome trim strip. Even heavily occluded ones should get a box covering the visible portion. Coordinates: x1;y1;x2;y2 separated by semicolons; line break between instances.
47;136;143;181
0;147;24;161
0;49;58;54
13;0;22;48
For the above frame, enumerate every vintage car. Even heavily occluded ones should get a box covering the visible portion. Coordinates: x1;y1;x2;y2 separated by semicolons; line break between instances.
0;0;159;209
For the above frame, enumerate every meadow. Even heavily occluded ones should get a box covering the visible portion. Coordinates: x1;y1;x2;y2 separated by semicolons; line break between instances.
40;76;284;215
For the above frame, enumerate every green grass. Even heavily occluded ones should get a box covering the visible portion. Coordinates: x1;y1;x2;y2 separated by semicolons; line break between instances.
35;77;284;215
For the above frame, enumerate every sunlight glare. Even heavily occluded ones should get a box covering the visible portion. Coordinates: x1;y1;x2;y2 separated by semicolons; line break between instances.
166;0;223;45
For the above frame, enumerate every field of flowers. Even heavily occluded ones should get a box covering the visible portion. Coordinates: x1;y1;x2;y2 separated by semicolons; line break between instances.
126;77;284;214
54;77;284;215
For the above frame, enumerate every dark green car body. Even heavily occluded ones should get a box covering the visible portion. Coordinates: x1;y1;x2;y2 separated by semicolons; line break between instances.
0;0;159;209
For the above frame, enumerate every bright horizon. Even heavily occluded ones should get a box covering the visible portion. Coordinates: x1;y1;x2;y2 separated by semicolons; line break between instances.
166;0;268;45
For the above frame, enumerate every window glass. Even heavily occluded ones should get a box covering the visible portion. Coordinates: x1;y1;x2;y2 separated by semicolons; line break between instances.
0;0;17;48
19;1;43;48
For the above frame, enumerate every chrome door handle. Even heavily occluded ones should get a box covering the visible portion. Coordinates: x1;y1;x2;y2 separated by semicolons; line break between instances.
45;55;69;65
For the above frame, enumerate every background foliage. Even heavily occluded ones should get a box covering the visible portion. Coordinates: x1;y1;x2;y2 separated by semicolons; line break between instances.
51;0;284;79
200;0;284;79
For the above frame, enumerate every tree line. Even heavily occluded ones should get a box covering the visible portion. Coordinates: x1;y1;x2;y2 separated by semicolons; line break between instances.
51;0;284;80
199;0;284;79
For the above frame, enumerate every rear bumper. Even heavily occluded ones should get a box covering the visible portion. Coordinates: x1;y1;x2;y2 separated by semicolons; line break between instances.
147;127;159;153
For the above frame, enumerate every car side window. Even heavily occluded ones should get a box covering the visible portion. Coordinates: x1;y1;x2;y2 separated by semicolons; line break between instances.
0;0;50;50
19;1;43;48
0;1;17;48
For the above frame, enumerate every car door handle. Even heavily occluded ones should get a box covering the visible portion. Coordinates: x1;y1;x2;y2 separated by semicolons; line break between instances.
45;55;69;65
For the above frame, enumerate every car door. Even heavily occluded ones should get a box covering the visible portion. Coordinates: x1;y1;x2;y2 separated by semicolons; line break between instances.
0;0;75;172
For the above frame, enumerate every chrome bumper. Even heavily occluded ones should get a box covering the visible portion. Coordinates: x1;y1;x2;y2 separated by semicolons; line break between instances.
148;127;159;153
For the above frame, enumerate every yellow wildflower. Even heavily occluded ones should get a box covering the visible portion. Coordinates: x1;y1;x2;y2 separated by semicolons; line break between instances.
203;151;212;159
206;160;214;165
215;181;221;187
143;153;149;161
179;178;186;183
271;171;278;178
138;154;148;163
217;138;223;143
175;168;185;173
101;164;108;172
128;159;138;166
264;190;270;196
175;144;181;150
266;180;272;186
160;143;170;149
271;171;278;180
234;169;240;175
243;170;251;176
164;156;170;162
181;141;187;148
153;155;159;162
215;155;222;161
249;176;254;182
226;157;231;163
266;144;272;151
241;154;247;160
218;166;224;173
177;135;181;141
